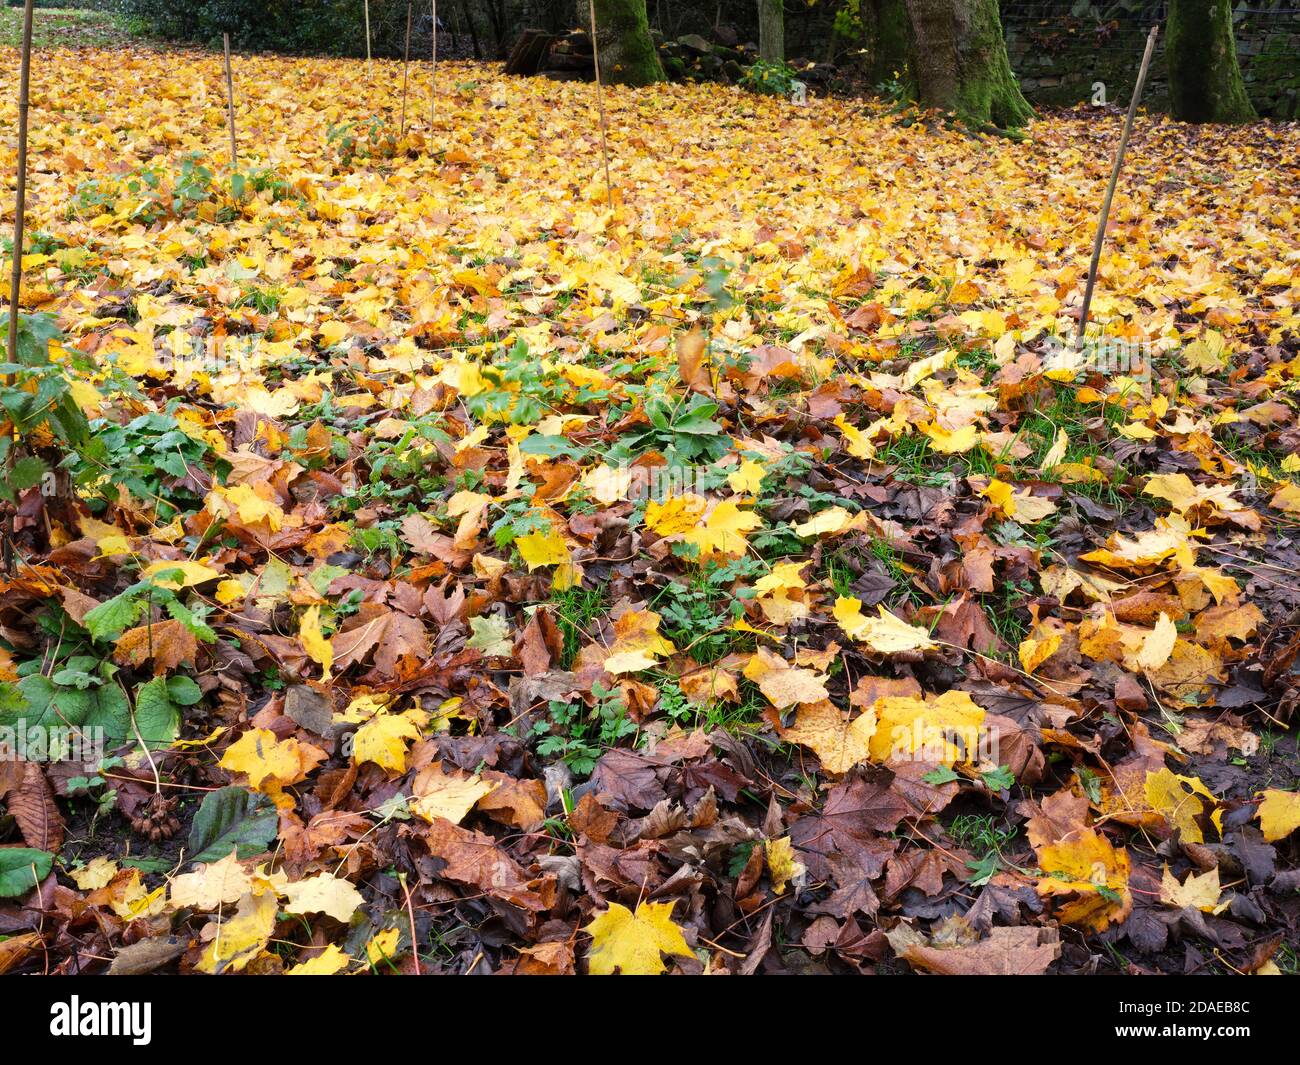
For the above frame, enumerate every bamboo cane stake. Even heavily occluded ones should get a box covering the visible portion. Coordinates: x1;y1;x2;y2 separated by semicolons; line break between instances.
587;0;613;210
6;0;34;366
222;33;238;171
400;1;413;136
1075;24;1159;352
3;0;34;573
430;0;437;128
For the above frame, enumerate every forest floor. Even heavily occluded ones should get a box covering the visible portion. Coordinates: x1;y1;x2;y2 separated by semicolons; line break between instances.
1;43;1299;976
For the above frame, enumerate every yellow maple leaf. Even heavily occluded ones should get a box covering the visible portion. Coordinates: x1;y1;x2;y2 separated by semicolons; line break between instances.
1159;866;1225;912
219;729;321;791
765;836;806;895
1035;829;1131;932
352;710;424;774
584;901;693;976
775;699;876;774
870;690;985;765
196;889;278;975
743;646;829;709
412;766;498;824
645;493;709;536
140;558;221;589
727;458;767;495
920;421;979;454
280;873;366;922
299;605;333;679
682;500;761;557
834;597;936;654
1257;789;1300;842
1144;767;1221;844
516;526;571;569
365;928;403;967
287;943;352;975
602;608;676;674
168;850;252;911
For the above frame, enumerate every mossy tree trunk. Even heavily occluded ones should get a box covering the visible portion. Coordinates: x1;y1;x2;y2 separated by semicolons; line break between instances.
592;0;665;87
758;0;785;64
1167;0;1255;123
903;0;1033;130
866;0;910;85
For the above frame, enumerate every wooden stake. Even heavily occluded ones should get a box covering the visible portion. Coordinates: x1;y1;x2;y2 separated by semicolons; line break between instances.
222;33;238;171
430;0;437;128
1076;24;1159;352
364;0;372;79
3;0;34;574
400;1;412;136
587;0;613;210
6;0;34;366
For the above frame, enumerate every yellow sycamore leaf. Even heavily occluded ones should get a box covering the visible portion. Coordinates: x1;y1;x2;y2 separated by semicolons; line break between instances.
207;483;286;531
299;605;333;678
981;478;1016;515
352;710;424;774
793;506;858;538
743;646;829;708
219;729;323;792
920;421;979;454
1035;829;1131;932
366;928;403;967
168;850;252;911
140;558;221;588
602;609;676;674
727;458;766;495
682;500;761;557
1143;473;1241;515
871;690;985;765
584;901;693;976
645;493;709;536
833;414;876;460
1018;632;1062;674
775;699;877;774
1136;612;1177;672
1144;767;1221;844
753;560;808;597
1269;483;1300;514
1041;428;1068;469
516;526;571;569
69;856;117;891
280;873;366;922
1181;330;1229;372
583;464;633;504
215;578;248;605
1117;421;1157;441
1159;865;1225;912
196;889;278;975
834;597;936;654
412;766;498;824
288;944;351;975
1256;789;1300;842
765;836;806;895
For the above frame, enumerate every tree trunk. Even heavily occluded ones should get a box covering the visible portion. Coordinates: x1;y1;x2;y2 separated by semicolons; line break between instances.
593;0;666;86
1167;0;1255;123
758;0;784;64
903;0;1032;130
866;0;909;85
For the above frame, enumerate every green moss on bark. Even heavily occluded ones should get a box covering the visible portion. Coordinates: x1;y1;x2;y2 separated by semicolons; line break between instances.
1167;0;1255;123
904;0;1033;131
593;0;665;87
